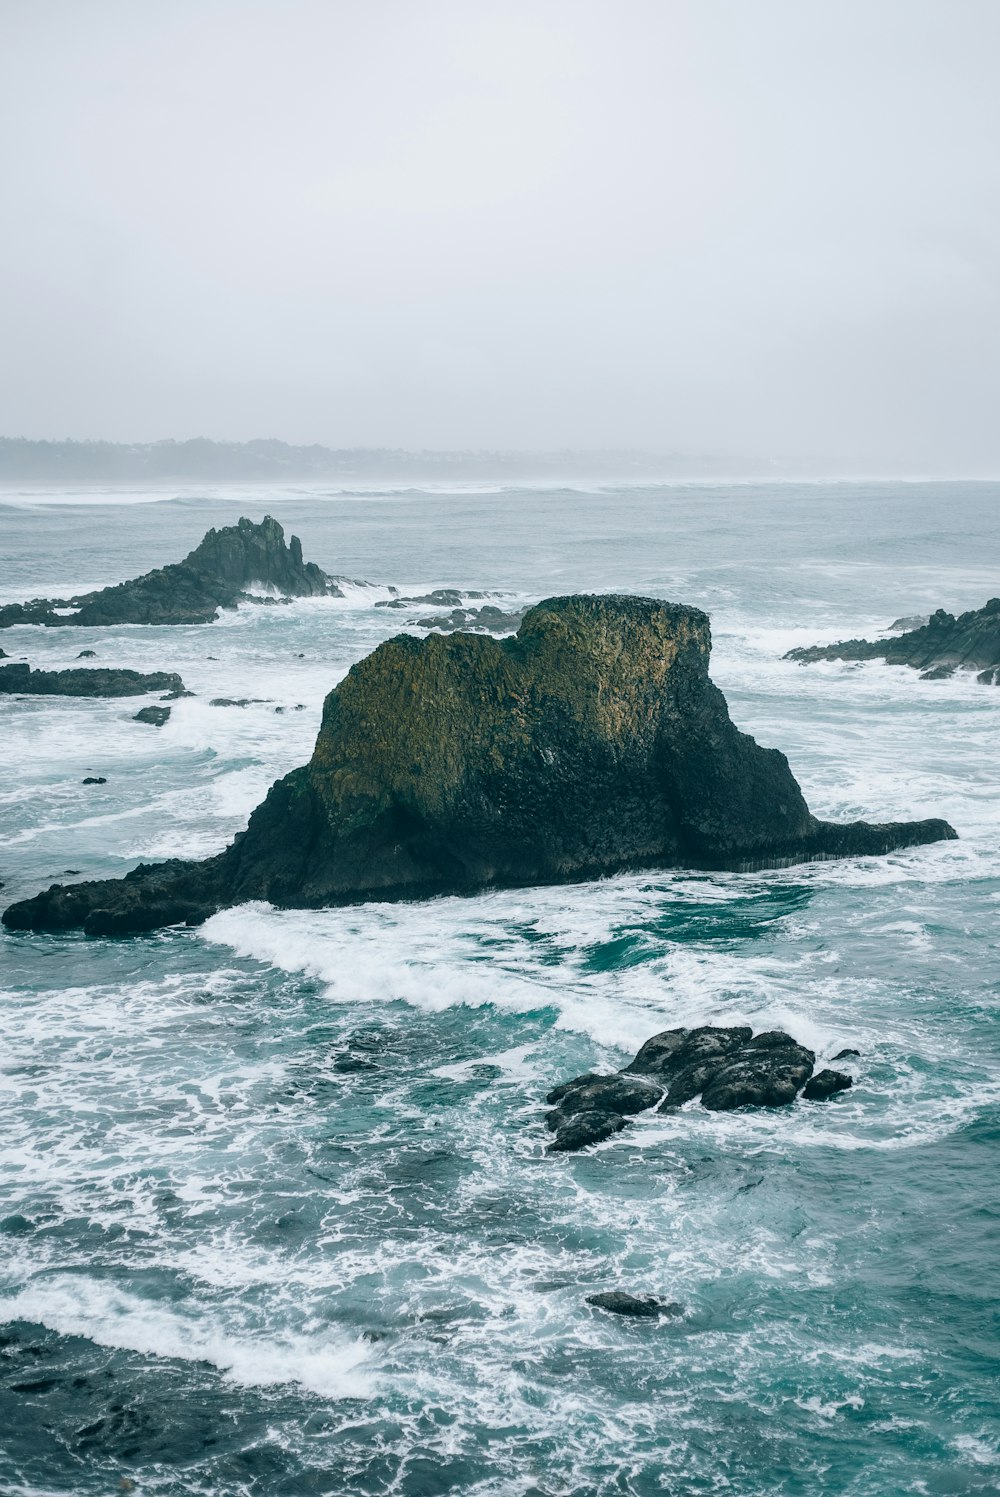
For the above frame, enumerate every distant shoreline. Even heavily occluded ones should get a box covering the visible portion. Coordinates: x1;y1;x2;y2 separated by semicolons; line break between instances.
2;437;996;486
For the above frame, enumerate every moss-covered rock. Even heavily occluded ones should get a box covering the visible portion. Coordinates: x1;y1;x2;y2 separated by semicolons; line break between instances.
2;595;956;935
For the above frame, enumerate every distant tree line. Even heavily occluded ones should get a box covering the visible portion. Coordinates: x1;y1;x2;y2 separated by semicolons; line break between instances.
0;437;729;482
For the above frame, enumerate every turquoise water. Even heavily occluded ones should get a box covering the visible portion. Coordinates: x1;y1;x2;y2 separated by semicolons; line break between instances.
1;481;999;1496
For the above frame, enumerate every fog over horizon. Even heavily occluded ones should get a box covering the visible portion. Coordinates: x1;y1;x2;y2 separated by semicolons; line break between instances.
2;1;998;476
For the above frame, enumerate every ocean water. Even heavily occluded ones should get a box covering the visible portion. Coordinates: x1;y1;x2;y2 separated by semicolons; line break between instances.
1;480;998;1497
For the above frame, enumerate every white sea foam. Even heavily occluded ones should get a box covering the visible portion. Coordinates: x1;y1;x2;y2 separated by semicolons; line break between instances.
0;1278;373;1398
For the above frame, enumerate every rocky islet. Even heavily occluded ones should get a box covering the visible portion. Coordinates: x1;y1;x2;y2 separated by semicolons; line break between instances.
1;593;955;935
544;1025;856;1153
0;664;187;698
786;597;1000;682
0;515;341;629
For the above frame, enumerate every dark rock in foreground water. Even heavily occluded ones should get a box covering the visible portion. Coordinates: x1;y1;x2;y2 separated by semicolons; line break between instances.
0;664;186;697
586;1292;683;1319
545;1024;852;1151
0;515;341;628
133;705;171;727
803;1069;853;1100
2;594;956;935
786;597;1000;681
547;1111;629;1152
82;776;106;785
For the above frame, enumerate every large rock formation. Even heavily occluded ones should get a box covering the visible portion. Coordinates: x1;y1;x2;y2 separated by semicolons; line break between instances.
2;595;955;935
0;664;186;697
0;516;339;628
786;598;1000;682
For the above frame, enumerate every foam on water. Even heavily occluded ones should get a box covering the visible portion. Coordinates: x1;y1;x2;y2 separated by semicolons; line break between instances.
0;1280;373;1399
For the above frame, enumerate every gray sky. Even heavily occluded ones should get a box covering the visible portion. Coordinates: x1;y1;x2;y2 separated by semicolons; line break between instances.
1;0;998;471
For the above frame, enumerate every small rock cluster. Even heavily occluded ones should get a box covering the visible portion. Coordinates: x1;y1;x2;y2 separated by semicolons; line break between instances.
545;1025;854;1153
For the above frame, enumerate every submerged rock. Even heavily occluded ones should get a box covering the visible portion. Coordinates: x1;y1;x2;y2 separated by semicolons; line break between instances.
2;594;956;935
0;664;185;697
786;597;1000;681
546;1024;827;1151
82;776;107;785
0;515;342;628
586;1292;682;1318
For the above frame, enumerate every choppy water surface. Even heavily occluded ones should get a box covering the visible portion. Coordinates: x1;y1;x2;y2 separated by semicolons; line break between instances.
1;480;998;1496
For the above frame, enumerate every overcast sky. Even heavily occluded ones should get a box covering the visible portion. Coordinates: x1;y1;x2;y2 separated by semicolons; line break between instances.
1;0;998;471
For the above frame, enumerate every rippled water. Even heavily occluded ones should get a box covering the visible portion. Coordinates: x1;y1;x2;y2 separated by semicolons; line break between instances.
1;481;999;1495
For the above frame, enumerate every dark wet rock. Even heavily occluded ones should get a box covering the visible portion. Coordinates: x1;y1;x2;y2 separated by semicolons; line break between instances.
889;615;930;632
0;515;343;628
209;697;270;707
655;1029;814;1110
412;604;526;634
622;1027;690;1076
76;648;97;658
133;705;171;727
976;668;1000;685
544;1024;826;1151
375;588;485;610
82;776;107;785
2;594;957;935
831;1047;860;1061
803;1069;853;1100
0;663;185;697
0;647;6;658
786;597;1000;682
586;1292;683;1318
545;1073;664;1131
698;1038;815;1111
1;858;222;934
375;588;521;633
546;1110;627;1153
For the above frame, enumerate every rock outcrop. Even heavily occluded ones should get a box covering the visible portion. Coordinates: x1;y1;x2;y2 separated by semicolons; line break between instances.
412;604;525;633
786;598;1000;682
0;664;186;697
545;1024;857;1152
0;516;340;628
2;594;956;935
